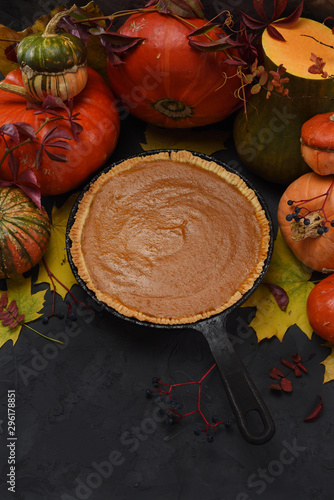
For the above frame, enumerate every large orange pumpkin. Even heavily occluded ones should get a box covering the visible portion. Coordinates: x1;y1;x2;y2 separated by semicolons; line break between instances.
107;11;241;128
0;67;120;196
277;172;334;273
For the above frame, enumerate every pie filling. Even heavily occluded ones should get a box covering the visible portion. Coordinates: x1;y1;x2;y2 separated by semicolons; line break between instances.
69;151;270;324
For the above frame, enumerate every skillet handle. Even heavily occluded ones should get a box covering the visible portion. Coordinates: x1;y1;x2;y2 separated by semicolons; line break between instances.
195;315;275;445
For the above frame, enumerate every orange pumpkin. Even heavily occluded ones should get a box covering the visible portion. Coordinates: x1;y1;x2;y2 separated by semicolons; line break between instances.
107;11;241;128
277;172;334;273
307;273;334;342
0;67;120;196
301;112;334;175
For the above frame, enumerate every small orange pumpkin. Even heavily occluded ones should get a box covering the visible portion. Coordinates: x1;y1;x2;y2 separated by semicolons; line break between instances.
277;172;334;273
307;273;334;342
301;112;334;175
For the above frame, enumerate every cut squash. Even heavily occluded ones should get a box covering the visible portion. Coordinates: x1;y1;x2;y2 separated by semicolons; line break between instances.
233;18;334;184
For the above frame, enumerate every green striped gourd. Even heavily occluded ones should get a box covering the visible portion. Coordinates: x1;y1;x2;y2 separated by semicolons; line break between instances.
16;6;87;101
0;187;51;278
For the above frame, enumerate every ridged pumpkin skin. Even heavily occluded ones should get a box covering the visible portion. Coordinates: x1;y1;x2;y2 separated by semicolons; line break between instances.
307;273;334;342
17;32;88;101
301;112;334;175
277;172;334;272
0;187;51;279
107;11;241;128
0;67;120;196
233;18;334;184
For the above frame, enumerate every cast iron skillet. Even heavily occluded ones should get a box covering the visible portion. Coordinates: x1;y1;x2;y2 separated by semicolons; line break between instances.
66;150;275;445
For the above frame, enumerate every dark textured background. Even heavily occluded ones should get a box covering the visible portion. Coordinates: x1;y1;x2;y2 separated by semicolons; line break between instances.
0;2;334;500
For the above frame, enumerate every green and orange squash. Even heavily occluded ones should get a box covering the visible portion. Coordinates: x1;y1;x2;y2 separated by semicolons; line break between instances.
0;187;51;279
233;18;334;184
16;6;88;101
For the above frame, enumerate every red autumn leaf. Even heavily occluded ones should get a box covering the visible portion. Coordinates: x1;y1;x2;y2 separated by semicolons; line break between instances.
280;377;293;392
266;24;286;42
270;384;282;391
273;1;304;27
188;36;233;53
264;283;289;310
0;292;8;309
269;366;285;379
292;353;301;363
280;357;295;370
297;361;308;374
253;0;268;21
304;396;323;422
7;300;18;315
16;313;25;324
294;366;302;377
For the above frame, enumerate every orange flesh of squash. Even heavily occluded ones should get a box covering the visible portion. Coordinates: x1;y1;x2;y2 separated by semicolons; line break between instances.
262;18;334;79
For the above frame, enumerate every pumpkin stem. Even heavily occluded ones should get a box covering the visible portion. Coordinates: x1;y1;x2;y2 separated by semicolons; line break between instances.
291;211;324;241
43;4;77;38
0;81;39;103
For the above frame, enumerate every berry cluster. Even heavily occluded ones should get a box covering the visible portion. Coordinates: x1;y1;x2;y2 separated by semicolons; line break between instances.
146;366;233;443
286;198;334;235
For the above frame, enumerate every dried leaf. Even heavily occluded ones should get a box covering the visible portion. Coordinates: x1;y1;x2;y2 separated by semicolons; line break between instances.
304;396;323;422
0;275;46;348
188;37;233;53
292;353;301;363
273;1;304;27
322;345;334;384
0;123;20;143
241;230;314;342
187;23;220;38
253;0;267;21
280;357;295;370
263;283;289;311
280;377;293;392
273;0;288;19
269;366;284;379
270;384;282;391
266;24;286;42
0;291;8;309
37;193;79;298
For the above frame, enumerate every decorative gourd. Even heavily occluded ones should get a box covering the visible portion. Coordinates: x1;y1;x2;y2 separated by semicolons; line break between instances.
0;67;120;196
233;18;334;184
107;11;241;128
16;6;88;101
277;171;334;272
307;273;334;342
0;187;51;279
300;112;334;175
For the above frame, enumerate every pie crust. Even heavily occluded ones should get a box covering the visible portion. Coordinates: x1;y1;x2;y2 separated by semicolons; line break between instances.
69;150;271;324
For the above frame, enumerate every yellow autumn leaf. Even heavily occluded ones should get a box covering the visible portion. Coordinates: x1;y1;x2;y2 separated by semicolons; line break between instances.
140;124;230;155
0;275;46;347
242;229;315;342
321;343;334;384
37;193;79;298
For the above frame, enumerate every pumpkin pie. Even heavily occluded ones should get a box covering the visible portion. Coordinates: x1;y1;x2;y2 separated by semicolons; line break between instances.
69;151;271;324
